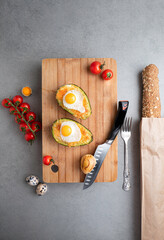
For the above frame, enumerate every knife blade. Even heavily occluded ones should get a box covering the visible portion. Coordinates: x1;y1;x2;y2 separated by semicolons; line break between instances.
83;101;129;190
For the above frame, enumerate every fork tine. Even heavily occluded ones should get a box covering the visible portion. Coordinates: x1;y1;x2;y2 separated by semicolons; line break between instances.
123;121;125;132
125;118;128;131
125;117;132;132
123;119;125;132
123;118;126;132
126;118;128;131
128;118;130;131
122;117;132;132
129;117;132;131
122;119;125;132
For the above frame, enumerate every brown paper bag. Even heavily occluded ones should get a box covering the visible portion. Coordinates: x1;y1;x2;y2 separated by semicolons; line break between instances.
141;118;164;240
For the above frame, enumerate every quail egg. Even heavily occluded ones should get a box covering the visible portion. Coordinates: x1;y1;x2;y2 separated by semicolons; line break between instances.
26;175;39;186
36;183;47;196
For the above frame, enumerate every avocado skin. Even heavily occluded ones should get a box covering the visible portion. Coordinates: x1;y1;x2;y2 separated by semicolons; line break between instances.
52;118;93;147
56;84;92;120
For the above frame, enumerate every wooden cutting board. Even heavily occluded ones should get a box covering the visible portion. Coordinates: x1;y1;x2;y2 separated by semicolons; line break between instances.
42;58;117;183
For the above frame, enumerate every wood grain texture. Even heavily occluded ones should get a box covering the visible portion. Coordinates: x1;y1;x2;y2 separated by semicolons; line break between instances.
42;58;117;183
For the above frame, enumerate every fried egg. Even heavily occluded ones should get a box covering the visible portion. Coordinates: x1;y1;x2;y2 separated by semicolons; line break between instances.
60;121;81;143
63;90;85;113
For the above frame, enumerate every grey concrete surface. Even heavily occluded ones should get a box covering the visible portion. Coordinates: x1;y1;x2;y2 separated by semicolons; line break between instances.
0;0;164;239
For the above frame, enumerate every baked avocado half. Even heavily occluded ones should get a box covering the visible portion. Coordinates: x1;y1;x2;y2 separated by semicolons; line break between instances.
52;118;93;147
56;84;92;120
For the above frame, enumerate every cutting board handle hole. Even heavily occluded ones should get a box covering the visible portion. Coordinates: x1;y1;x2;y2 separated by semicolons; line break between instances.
51;165;59;173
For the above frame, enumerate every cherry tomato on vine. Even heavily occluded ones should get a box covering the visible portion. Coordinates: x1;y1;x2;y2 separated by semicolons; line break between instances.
31;121;42;132
15;115;25;124
20;103;30;113
101;69;113;80
1;98;12;108
13;95;23;106
9;106;20;115
25;112;36;122
43;155;54;165
24;132;35;142
19;123;31;133
90;61;105;75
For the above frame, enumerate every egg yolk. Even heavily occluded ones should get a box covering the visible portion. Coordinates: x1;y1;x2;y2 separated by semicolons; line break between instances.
61;125;72;136
22;86;32;96
65;93;76;104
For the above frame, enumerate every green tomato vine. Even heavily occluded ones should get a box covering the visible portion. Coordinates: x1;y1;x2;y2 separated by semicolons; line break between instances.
7;99;36;138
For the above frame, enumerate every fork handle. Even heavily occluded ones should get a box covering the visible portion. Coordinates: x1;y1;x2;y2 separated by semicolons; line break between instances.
122;141;131;191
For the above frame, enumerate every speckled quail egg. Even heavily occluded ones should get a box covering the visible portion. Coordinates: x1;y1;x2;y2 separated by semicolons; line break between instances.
60;121;81;143
36;183;47;196
63;90;85;113
26;175;39;186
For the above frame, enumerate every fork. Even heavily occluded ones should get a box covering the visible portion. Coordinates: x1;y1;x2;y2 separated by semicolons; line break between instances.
120;117;132;191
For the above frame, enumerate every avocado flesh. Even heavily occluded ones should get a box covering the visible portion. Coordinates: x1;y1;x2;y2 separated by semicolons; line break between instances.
56;84;92;120
52;118;93;147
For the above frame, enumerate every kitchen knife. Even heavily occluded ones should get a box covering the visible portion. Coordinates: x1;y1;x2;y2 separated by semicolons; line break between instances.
83;101;129;190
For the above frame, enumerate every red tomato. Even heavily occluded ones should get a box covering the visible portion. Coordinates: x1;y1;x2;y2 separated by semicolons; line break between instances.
1;98;12;108
15;115;25;124
19;123;31;133
31;121;42;132
43;155;54;165
90;61;105;74
9;106;20;115
25;112;36;122
101;69;113;80
20;103;30;113
13;95;23;106
25;132;35;142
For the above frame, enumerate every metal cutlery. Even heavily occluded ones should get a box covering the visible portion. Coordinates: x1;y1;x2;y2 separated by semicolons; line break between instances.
83;101;129;190
120;117;132;191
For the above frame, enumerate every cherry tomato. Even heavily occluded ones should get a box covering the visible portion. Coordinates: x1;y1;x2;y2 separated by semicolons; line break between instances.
90;61;105;74
1;98;12;108
20;103;30;114
31;121;42;132
25;112;36;122
25;132;35;142
9;106;20;115
15;115;25;124
13;95;23;106
19;123;31;133
101;69;113;80
43;155;54;165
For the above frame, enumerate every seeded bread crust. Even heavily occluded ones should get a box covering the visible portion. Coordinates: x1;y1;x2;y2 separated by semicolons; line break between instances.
142;64;161;118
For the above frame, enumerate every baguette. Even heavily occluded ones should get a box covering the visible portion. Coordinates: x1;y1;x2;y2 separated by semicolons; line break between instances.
142;64;161;118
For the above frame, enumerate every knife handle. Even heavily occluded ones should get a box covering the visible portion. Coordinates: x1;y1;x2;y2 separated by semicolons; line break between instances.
107;101;129;142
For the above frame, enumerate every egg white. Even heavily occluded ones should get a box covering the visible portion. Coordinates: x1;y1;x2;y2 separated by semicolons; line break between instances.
63;90;85;113
60;121;81;143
